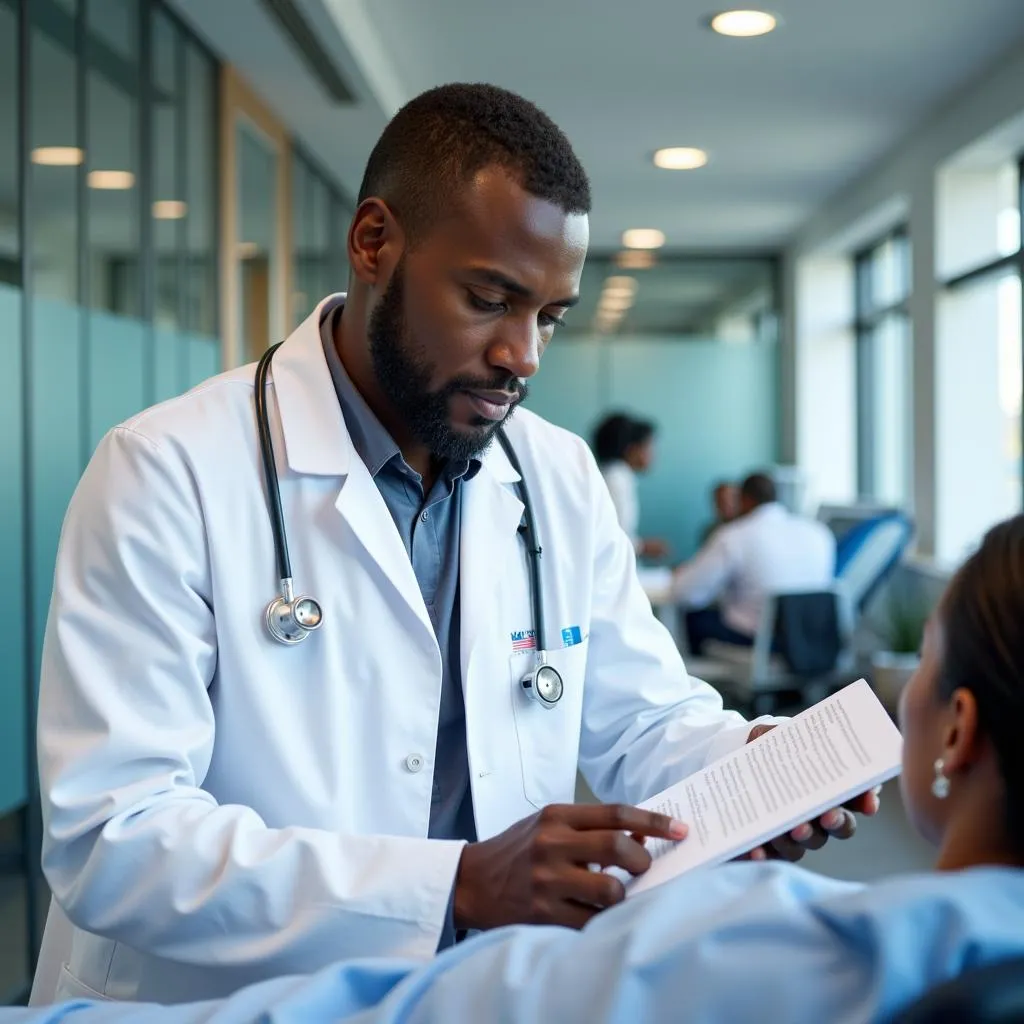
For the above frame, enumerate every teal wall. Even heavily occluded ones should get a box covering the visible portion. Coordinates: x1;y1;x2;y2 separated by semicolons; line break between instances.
526;336;779;561
0;285;27;818
0;286;220;817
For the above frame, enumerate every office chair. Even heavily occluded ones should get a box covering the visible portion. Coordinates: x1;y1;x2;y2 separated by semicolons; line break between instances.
834;511;914;614
891;955;1024;1023
688;586;855;716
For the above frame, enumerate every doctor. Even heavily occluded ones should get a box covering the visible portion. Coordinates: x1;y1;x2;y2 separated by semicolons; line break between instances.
33;83;873;1007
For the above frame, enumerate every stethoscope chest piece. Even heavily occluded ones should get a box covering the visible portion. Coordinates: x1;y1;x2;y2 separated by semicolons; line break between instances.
520;655;563;709
265;579;323;645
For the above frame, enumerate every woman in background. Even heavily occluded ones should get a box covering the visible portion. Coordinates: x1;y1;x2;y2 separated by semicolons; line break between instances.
14;518;1024;1022
593;412;668;560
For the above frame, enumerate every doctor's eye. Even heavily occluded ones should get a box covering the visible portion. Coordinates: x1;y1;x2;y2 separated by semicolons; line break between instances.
467;292;507;315
539;311;567;330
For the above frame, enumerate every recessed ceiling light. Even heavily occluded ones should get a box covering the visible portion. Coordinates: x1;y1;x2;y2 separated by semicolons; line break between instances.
654;147;708;170
153;200;188;219
710;10;778;37
616;250;656;270
600;292;634;309
603;276;638;296
31;146;84;166
88;170;135;190
622;228;666;250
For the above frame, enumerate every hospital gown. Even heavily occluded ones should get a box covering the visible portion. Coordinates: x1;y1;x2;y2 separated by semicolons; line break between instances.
9;860;1024;1023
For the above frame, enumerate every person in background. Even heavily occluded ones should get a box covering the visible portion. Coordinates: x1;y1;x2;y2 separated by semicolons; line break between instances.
699;479;740;545
674;471;835;655
593;413;668;560
14;514;1024;1023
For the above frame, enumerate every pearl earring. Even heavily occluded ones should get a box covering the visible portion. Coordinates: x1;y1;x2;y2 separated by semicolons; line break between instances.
932;758;950;800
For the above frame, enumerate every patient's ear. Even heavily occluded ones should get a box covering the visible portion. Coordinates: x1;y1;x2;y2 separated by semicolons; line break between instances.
940;687;981;777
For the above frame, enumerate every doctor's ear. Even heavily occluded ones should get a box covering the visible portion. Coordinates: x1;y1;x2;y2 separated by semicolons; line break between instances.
347;198;405;286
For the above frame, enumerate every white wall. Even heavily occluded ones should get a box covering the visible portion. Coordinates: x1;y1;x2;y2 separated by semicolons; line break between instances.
784;40;1024;557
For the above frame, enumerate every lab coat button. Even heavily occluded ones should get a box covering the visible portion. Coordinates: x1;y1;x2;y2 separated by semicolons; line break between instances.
404;753;425;773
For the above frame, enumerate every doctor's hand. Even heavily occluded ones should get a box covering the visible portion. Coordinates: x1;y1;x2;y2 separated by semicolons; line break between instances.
453;804;687;932
741;723;882;863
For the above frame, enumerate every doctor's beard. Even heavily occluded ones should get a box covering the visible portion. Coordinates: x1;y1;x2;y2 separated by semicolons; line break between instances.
368;260;529;463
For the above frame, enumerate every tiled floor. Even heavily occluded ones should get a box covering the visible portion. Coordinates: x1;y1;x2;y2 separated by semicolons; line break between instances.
801;778;933;881
0;876;31;1004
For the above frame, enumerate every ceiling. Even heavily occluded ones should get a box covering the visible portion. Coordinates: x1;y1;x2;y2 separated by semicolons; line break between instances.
565;255;774;336
168;0;1024;254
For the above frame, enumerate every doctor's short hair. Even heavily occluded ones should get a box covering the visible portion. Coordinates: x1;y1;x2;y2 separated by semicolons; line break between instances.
357;83;592;240
739;472;776;507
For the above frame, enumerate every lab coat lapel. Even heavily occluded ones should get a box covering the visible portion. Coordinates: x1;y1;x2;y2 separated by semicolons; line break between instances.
460;439;525;695
333;461;434;642
269;298;434;643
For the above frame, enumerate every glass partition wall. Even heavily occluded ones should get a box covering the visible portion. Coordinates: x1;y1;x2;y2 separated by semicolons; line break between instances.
0;0;219;1000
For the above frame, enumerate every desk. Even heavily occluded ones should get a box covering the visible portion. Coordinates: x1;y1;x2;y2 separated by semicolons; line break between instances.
637;566;682;648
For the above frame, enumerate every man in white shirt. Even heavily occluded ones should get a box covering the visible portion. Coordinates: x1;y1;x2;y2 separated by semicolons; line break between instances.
673;472;836;654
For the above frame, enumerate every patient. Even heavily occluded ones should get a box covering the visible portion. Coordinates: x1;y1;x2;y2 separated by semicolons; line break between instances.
12;516;1024;1022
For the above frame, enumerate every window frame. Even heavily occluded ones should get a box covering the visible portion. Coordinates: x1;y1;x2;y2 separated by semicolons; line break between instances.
853;226;911;501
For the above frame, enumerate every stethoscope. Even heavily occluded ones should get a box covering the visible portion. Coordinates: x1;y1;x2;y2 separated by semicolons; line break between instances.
254;342;564;709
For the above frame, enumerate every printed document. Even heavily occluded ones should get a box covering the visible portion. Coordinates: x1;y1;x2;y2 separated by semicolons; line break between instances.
627;679;902;897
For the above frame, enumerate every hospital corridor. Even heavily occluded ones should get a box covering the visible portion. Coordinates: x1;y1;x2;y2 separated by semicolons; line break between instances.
1;0;1024;1020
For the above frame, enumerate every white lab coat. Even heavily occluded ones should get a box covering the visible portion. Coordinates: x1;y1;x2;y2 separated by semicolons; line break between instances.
673;502;837;636
33;297;768;1007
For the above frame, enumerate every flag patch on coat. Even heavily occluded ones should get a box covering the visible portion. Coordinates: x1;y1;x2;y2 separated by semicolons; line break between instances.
511;629;537;651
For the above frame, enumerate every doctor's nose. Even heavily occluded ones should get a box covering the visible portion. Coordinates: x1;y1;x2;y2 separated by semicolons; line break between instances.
488;317;542;380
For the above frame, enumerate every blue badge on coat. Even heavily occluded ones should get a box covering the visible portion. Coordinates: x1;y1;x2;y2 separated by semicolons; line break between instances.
561;625;583;647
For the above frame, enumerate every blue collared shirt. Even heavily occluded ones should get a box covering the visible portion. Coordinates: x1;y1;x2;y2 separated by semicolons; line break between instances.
319;301;480;947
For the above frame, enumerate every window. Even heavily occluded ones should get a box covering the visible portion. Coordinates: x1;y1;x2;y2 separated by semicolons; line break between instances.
936;157;1024;564
854;230;912;506
291;147;352;328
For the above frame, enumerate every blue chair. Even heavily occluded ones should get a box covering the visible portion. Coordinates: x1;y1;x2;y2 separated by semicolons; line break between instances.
834;511;914;614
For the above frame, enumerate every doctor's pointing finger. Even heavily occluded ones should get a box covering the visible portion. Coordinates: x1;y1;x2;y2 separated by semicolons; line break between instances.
31;83;865;1011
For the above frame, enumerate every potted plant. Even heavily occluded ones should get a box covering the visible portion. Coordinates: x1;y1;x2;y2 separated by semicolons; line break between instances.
870;592;929;713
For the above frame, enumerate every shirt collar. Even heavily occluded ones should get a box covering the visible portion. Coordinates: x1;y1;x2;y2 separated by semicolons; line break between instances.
319;299;480;483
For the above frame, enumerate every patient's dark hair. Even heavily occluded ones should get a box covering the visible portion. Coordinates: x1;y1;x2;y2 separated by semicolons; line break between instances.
357;83;591;241
939;514;1024;853
740;472;776;507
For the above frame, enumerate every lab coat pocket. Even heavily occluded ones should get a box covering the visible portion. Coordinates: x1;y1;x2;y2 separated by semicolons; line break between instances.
55;963;112;1003
510;640;588;810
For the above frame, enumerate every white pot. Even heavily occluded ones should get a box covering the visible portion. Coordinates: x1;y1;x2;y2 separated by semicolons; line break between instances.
870;652;920;713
